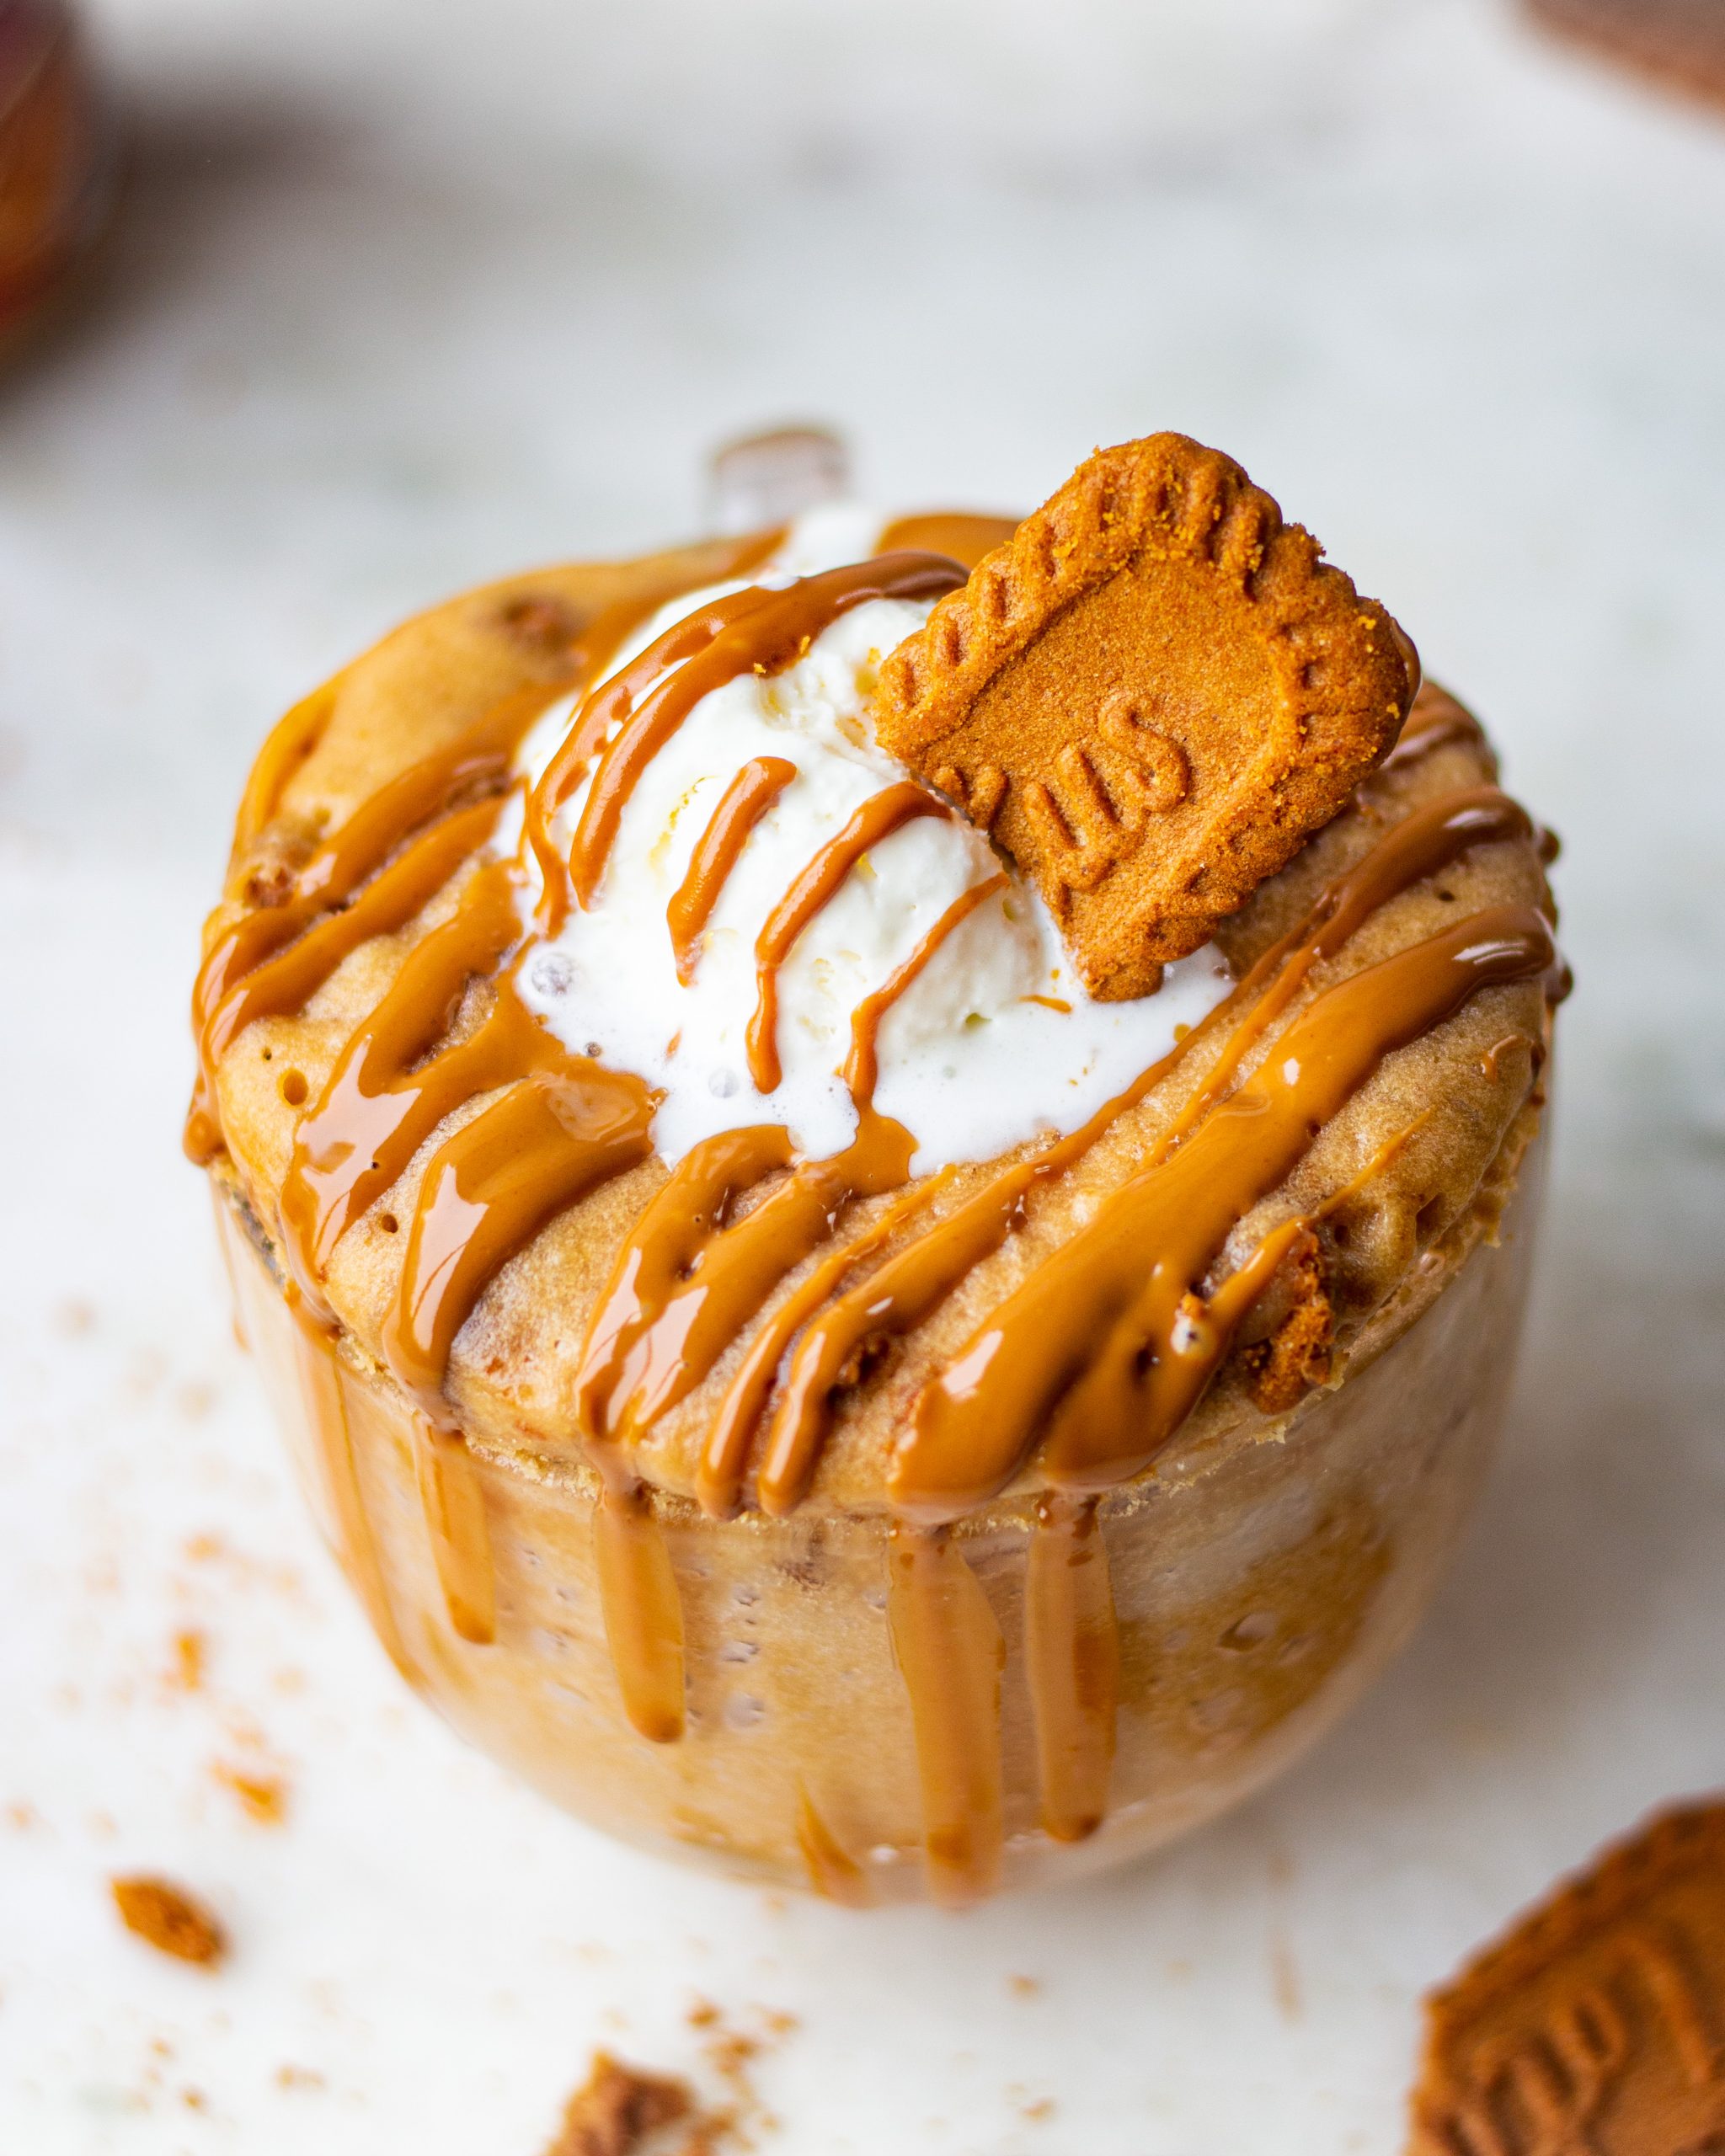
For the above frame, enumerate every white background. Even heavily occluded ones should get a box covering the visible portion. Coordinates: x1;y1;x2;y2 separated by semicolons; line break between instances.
3;1;1723;2148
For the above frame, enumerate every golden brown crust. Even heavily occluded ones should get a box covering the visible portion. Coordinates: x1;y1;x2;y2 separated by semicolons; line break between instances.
874;435;1413;1000
1410;1801;1725;2154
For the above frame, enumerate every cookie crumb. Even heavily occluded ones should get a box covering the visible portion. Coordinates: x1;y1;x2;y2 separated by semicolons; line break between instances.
211;1762;287;1826
111;1877;226;1967
541;2052;692;2156
167;1630;206;1692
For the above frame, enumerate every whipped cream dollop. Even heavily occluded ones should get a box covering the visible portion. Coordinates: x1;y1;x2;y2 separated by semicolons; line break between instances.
508;510;1232;1171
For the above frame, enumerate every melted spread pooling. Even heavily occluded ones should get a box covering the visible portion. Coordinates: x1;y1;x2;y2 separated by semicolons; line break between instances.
191;526;1558;1903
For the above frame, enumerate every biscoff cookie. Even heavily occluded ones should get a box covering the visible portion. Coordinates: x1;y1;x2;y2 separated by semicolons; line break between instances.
1409;1801;1725;2155
1529;0;1725;115
874;434;1413;1000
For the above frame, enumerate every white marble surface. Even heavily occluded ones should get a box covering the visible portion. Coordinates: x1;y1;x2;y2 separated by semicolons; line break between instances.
3;1;1724;2148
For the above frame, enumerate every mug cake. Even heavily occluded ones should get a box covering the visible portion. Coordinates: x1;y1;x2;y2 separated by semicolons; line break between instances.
187;435;1563;1906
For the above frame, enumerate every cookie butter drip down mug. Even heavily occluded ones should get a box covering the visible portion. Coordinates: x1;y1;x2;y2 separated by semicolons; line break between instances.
187;433;1565;1908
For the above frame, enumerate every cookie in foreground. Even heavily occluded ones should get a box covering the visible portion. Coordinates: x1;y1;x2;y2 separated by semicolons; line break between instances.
1528;0;1725;115
1410;1800;1725;2154
186;441;1563;1906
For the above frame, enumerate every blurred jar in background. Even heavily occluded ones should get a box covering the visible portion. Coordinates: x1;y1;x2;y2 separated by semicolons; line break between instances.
0;1;113;352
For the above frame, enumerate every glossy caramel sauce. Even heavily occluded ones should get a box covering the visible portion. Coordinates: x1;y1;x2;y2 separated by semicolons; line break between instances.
874;514;1020;568
535;552;964;928
843;873;1007;1108
1380;681;1490;771
523;531;788;927
381;1048;655;1422
747;780;952;1093
667;755;798;983
412;1417;497;1644
795;1790;872;1908
193;526;1560;1900
886;1525;1006;1907
892;902;1554;1520
579;1109;918;1470
592;1479;686;1744
277;859;526;1303
744;782;1540;1524
1025;1494;1119;1844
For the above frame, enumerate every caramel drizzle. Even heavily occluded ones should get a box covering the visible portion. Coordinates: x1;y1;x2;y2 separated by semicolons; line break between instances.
203;547;979;1492
885;1121;1454;1874
230;681;337;859
521;527;791;929
539;552;964;929
562;585;788;908
277;859;525;1303
189;794;506;1164
186;687;554;1163
885;1524;1005;1908
526;593;756;931
592;1480;686;1743
1025;1494;1118;1843
1381;681;1489;771
748;783;1534;1518
875;513;1020;569
207;551;948;1762
382;1049;656;1422
412;1414;497;1644
748;781;953;1093
574;1122;795;1439
712;1161;953;1519
206;554;772;1407
666;755;798;983
891;902;1557;1520
576;1109;917;1463
795;1790;871;1907
842;873;1007;1109
1157;785;1535;1158
754;1065;1188;1518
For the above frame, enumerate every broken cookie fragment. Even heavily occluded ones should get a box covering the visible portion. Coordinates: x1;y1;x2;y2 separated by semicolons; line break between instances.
875;432;1414;1000
542;2052;700;2156
110;1875;227;1967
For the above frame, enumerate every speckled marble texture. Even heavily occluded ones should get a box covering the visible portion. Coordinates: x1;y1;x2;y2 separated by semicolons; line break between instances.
2;1;1722;2149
